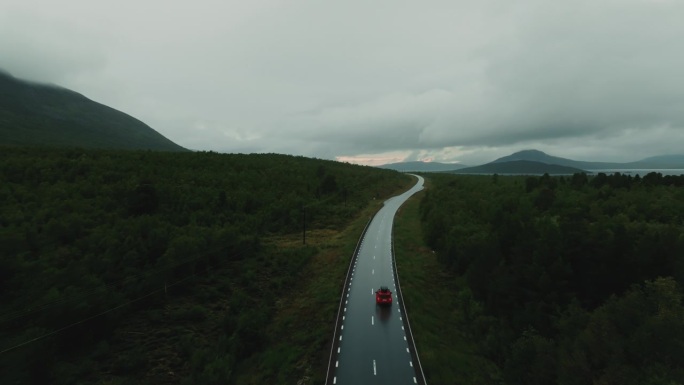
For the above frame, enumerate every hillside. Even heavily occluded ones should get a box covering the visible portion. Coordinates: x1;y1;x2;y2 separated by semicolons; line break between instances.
378;161;467;172
453;159;586;175
0;71;186;151
0;147;412;384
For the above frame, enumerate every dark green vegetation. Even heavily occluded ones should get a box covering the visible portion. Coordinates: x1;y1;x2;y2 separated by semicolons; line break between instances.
453;160;586;175
420;172;684;384
394;183;499;385
0;71;186;151
0;146;412;384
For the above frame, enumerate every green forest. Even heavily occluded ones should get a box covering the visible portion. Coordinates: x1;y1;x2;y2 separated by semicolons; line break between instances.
420;172;684;385
0;146;411;384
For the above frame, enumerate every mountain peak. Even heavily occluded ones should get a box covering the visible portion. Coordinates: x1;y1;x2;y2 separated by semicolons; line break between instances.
493;149;559;164
513;149;547;156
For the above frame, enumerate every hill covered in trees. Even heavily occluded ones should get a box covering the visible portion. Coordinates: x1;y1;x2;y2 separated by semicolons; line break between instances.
0;147;412;384
0;71;186;151
420;172;684;384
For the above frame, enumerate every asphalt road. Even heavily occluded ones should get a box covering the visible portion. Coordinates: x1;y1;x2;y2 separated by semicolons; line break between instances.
327;175;426;385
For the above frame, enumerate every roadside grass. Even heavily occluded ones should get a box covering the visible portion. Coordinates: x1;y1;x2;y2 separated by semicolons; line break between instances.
234;184;414;384
394;180;500;385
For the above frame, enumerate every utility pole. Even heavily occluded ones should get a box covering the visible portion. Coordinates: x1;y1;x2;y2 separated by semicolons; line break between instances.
302;206;306;245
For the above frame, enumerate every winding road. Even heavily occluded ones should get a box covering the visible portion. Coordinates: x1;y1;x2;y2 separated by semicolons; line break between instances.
326;175;426;385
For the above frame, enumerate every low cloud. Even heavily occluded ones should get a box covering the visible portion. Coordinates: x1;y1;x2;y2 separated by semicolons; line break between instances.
2;0;683;164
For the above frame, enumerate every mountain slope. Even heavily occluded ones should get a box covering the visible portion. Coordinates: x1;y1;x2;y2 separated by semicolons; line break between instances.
0;71;186;151
633;154;684;168
453;160;586;175
492;149;621;169
493;149;684;170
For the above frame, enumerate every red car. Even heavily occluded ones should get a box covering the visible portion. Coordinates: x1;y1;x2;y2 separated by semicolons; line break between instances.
375;286;393;306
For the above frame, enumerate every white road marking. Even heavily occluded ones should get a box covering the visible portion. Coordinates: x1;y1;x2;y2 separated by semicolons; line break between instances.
372;316;374;325
414;377;417;383
347;294;349;298
333;377;337;384
346;300;348;304
404;336;407;341
372;269;374;275
402;326;404;330
373;360;377;375
338;347;340;353
341;325;344;330
344;307;346;312
336;360;339;367
343;316;345;320
340;336;342;341
406;348;410;353
410;361;413;367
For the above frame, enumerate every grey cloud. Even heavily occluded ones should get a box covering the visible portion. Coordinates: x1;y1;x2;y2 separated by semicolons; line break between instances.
2;0;683;164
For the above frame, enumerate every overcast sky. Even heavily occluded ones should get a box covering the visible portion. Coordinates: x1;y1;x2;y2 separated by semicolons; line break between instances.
2;0;683;165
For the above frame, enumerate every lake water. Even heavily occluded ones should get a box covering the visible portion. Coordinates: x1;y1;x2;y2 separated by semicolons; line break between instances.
587;169;684;176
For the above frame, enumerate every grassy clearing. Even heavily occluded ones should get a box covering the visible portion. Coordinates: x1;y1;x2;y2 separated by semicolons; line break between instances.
394;179;500;385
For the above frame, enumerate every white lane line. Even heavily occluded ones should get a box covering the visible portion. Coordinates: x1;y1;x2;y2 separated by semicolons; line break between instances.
347;294;349;298
406;348;410;353
404;336;407;341
410;361;413;367
338;347;340;353
373;360;377;375
402;326;404;330
400;316;403;321
341;325;344;330
336;360;339;367
372;316;374;325
344;307;347;312
346;300;348;304
414;377;417;383
371;288;373;294
372;269;374;275
343;316;345;320
340;336;342;341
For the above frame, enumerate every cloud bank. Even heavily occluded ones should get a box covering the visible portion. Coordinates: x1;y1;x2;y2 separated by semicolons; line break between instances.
2;0;683;164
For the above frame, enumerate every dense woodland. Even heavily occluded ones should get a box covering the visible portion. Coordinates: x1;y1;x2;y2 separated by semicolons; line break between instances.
421;172;684;385
0;147;410;384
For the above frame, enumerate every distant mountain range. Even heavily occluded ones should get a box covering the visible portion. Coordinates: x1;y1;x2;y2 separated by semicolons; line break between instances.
453;159;585;175
492;149;684;170
379;149;684;175
377;161;467;172
0;70;186;151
